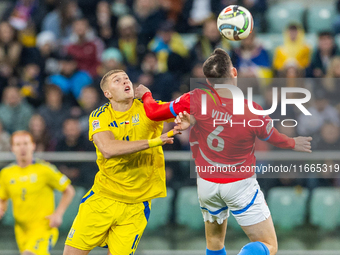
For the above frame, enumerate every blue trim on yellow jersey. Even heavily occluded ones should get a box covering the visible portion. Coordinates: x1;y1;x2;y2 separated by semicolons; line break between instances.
200;205;229;215
260;129;274;141
231;189;259;215
80;190;94;204
169;101;177;117
131;234;139;249
91;103;109;118
143;201;150;221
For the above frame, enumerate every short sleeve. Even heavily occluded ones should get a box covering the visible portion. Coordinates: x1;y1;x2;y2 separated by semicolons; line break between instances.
45;163;71;192
0;170;9;200
88;108;111;141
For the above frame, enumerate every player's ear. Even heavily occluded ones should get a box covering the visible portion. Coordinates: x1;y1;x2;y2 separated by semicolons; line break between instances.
103;90;111;99
231;67;237;78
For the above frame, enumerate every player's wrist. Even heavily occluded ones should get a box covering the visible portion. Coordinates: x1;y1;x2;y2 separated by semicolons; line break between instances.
148;137;163;148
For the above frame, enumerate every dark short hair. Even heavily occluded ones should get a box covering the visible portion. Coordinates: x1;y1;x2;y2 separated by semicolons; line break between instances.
203;48;233;79
318;31;334;38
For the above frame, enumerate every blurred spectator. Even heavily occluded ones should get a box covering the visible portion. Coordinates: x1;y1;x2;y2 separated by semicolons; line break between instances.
28;114;53;151
56;118;95;187
308;32;339;78
0;120;11;151
92;1;117;47
231;31;272;79
297;89;340;136
133;0;167;46
21;31;60;80
273;24;311;71
111;0;130;18
95;47;125;94
56;118;94;152
42;0;82;41
116;15;142;67
238;0;267;32
100;47;125;73
191;18;230;64
4;0;46;31
181;0;222;29
159;0;184;25
315;123;340;150
148;21;189;73
262;86;296;122
66;18;104;77
48;55;92;101
38;84;70;140
0;86;34;134
76;86;101;134
333;0;340;34
18;62;43;107
323;56;340;103
135;51;178;101
0;21;22;81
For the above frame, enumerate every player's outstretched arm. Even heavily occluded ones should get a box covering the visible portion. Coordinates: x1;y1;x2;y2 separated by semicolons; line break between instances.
135;85;190;121
293;136;312;153
0;199;7;220
93;129;179;158
47;185;75;228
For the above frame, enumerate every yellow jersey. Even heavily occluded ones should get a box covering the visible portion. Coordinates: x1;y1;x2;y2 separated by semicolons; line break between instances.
89;99;166;203
0;160;71;228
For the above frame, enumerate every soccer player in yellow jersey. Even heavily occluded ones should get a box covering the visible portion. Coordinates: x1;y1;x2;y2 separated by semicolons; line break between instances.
0;131;75;255
63;69;178;255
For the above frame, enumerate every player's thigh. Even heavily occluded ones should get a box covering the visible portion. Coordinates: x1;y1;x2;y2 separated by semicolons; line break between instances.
65;190;113;251
223;177;270;227
241;216;277;249
23;228;58;255
197;177;229;224
106;201;151;255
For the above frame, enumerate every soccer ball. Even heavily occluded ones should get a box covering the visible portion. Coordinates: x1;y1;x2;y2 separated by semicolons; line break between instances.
217;5;254;41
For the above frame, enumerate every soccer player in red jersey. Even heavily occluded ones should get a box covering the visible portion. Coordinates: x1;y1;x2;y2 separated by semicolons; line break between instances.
135;49;312;255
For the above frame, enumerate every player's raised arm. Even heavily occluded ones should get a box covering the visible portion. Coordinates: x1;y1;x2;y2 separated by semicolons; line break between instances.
93;129;178;158
135;85;191;121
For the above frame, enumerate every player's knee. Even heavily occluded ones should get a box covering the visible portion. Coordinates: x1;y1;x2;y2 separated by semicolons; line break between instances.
238;241;271;255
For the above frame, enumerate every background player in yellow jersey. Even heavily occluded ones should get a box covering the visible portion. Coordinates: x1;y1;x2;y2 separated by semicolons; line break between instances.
0;131;75;255
63;69;178;255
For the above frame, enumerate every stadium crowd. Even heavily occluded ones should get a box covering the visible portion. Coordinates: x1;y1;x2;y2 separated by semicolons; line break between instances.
0;0;339;191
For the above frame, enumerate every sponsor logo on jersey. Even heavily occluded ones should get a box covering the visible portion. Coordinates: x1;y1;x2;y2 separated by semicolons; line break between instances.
92;120;100;131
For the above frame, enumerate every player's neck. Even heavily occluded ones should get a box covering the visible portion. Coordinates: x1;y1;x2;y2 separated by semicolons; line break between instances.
110;99;133;112
215;88;233;99
17;158;32;168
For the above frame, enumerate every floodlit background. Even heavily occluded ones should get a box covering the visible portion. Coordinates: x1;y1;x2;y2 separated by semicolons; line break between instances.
1;0;340;254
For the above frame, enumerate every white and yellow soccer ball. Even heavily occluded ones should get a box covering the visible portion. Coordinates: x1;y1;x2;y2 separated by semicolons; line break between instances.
217;5;254;41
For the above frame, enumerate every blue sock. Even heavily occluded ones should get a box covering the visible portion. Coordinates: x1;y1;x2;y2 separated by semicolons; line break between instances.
238;242;270;255
206;247;227;255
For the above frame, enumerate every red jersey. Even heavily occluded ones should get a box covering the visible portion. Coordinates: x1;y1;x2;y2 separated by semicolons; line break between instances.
142;89;295;184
